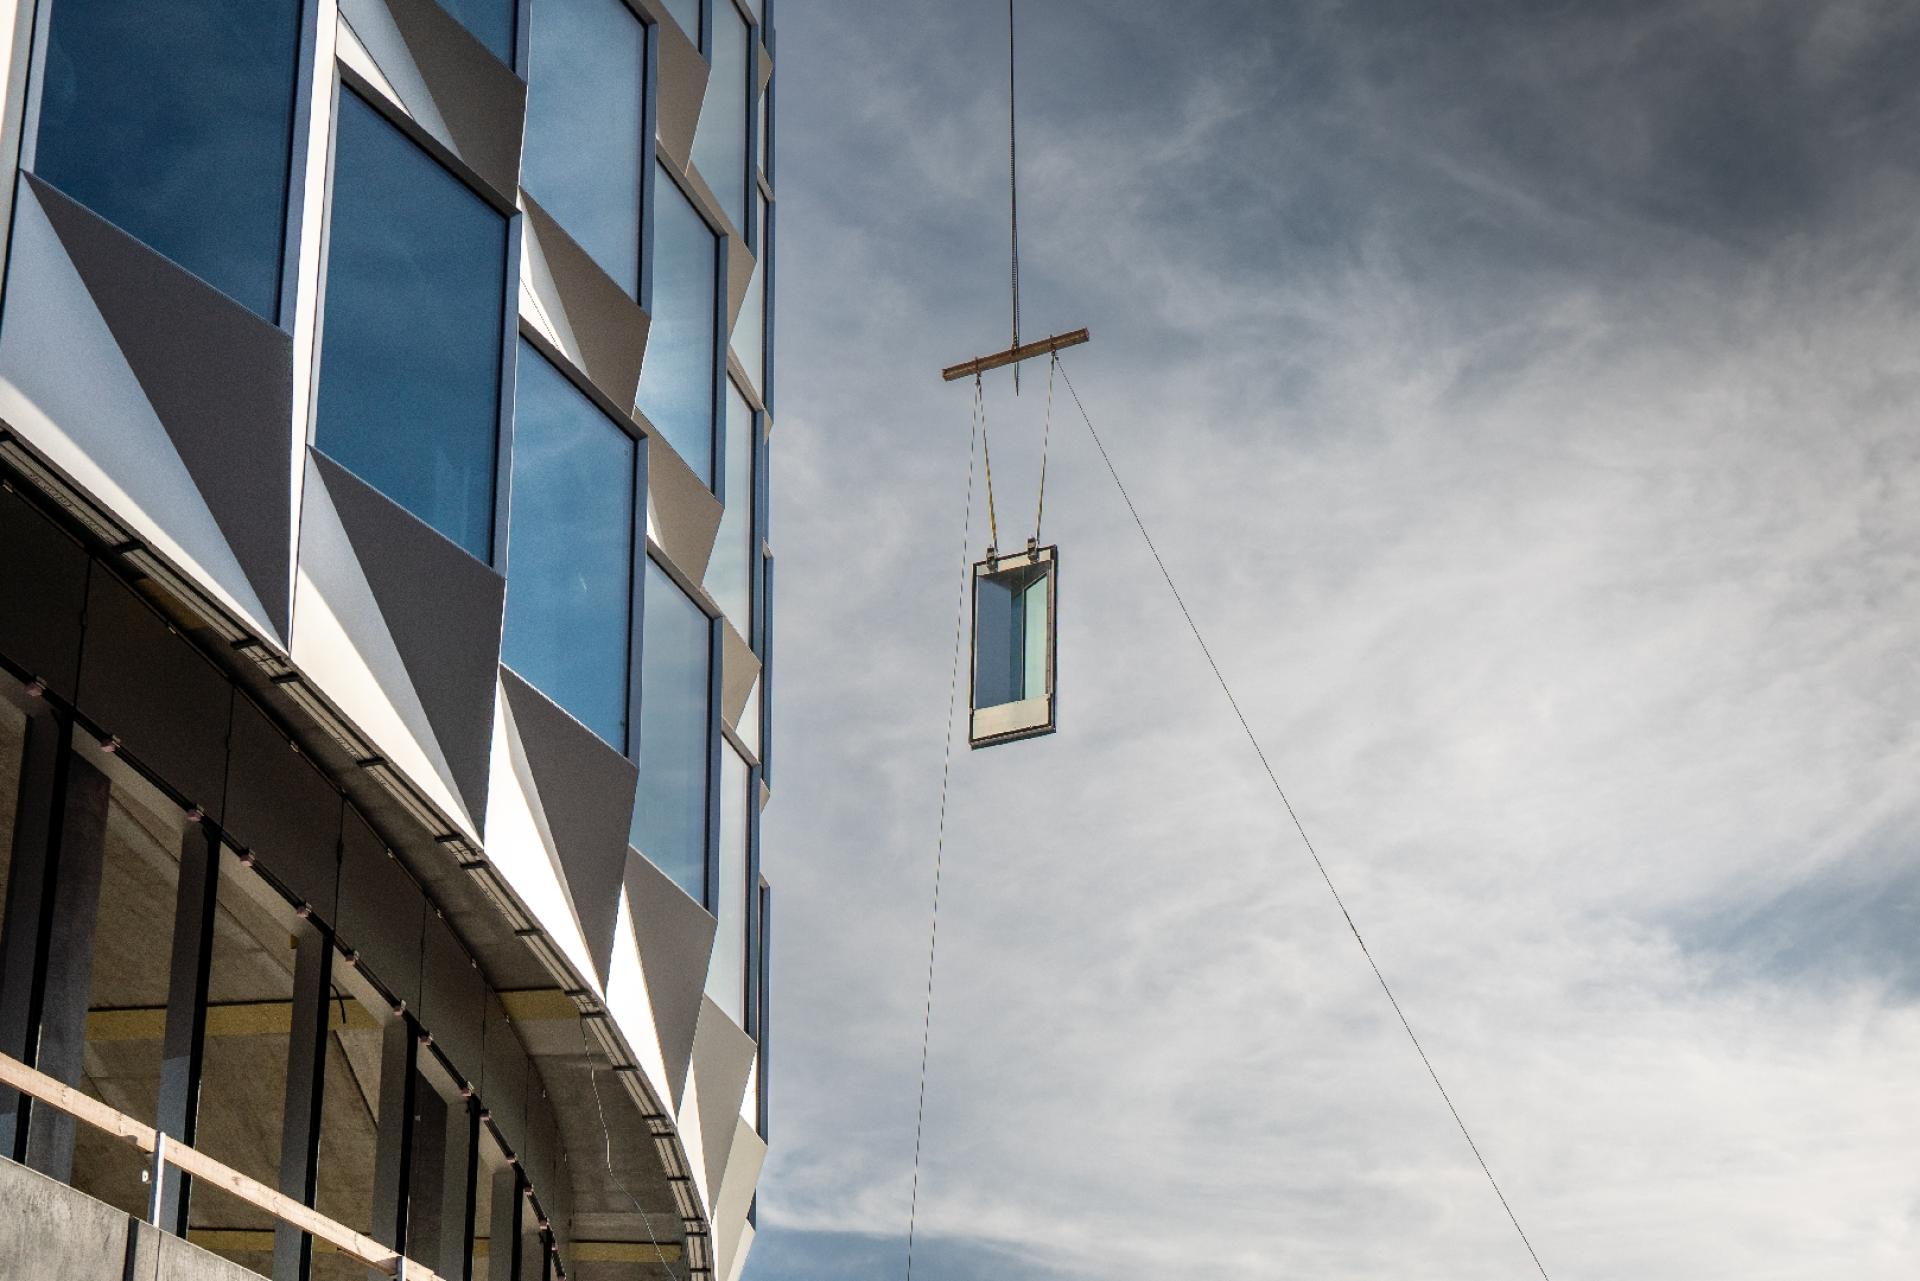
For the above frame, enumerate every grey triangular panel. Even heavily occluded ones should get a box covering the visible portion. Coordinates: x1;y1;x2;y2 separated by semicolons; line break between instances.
501;667;637;986
625;850;715;1110
29;175;295;640
521;193;651;409
690;996;756;1204
310;450;502;824
379;0;527;203
654;20;708;170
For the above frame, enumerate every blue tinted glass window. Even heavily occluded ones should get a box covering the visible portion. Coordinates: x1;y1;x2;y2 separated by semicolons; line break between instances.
34;0;300;319
974;564;1048;708
636;171;717;485
705;380;753;631
316;92;508;561
692;3;749;232
436;0;517;64
634;560;712;899
525;0;644;294
503;343;637;748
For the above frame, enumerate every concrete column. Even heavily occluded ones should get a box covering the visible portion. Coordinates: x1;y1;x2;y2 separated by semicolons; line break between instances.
0;704;70;1160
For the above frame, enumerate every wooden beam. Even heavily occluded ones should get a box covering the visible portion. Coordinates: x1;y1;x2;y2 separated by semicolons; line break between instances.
941;328;1090;382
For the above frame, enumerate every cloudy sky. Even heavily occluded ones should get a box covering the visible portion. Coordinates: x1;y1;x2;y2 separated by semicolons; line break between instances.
745;3;1920;1278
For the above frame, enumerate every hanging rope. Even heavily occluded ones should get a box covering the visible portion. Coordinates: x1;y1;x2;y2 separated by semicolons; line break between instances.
904;375;984;1281
1007;0;1021;393
978;373;1000;551
1032;352;1057;544
1055;357;1554;1281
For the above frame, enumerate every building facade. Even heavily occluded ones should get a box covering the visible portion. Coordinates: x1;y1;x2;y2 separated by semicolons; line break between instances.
0;0;776;1278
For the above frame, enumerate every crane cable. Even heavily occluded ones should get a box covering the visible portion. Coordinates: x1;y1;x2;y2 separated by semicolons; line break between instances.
1055;356;1554;1281
904;375;984;1281
1007;0;1021;394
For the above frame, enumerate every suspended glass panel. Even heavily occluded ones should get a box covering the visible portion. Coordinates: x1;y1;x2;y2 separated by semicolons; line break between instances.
524;0;645;295
636;169;718;485
33;0;301;319
435;0;517;64
315;91;508;561
969;545;1057;748
503;342;637;749
633;560;712;900
691;0;749;232
705;379;753;632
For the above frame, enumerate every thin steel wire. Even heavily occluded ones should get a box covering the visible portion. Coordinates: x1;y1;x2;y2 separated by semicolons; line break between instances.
978;373;1000;550
580;1018;685;1281
1007;0;1021;393
905;376;984;1281
1056;357;1553;1281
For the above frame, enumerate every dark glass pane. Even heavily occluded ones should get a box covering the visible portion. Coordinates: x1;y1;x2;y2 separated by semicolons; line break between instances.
436;0;517;64
504;343;637;749
692;3;749;232
705;379;752;631
34;0;300;319
316;92;508;561
633;560;711;900
524;0;645;294
636;171;717;485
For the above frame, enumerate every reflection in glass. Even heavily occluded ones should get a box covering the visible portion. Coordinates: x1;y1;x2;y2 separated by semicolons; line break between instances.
974;562;1050;709
191;848;304;1277
434;0;517;64
705;380;753;632
34;0;300;319
525;0;645;294
633;561;711;900
316;92;508;562
68;754;183;1219
313;956;393;1281
636;171;717;485
692;1;750;233
504;343;637;749
708;746;748;1022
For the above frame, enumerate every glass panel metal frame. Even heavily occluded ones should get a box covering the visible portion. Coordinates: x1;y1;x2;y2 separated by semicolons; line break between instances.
968;544;1057;749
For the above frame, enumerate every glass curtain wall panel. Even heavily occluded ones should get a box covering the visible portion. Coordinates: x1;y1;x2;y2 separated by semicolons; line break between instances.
708;745;749;1022
503;343;638;749
633;560;712;900
315;91;508;562
692;1;749;232
0;692;21;924
189;848;308;1277
33;0;301;319
313;960;395;1281
524;0;645;295
705;380;753;632
68;752;185;1217
435;0;517;64
636;171;718;486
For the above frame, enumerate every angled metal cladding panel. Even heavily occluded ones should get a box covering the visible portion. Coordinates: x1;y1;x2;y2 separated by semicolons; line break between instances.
624;849;716;1111
26;176;296;641
0;481;88;699
689;995;757;1207
75;571;233;820
309;450;504;830
421;907;486;1076
719;620;758;731
711;1116;766;1281
646;432;724;581
223;696;344;922
499;668;638;987
519;193;651;410
653;17;709;170
0;177;283;644
482;991;530;1156
336;804;426;1013
337;0;527;202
